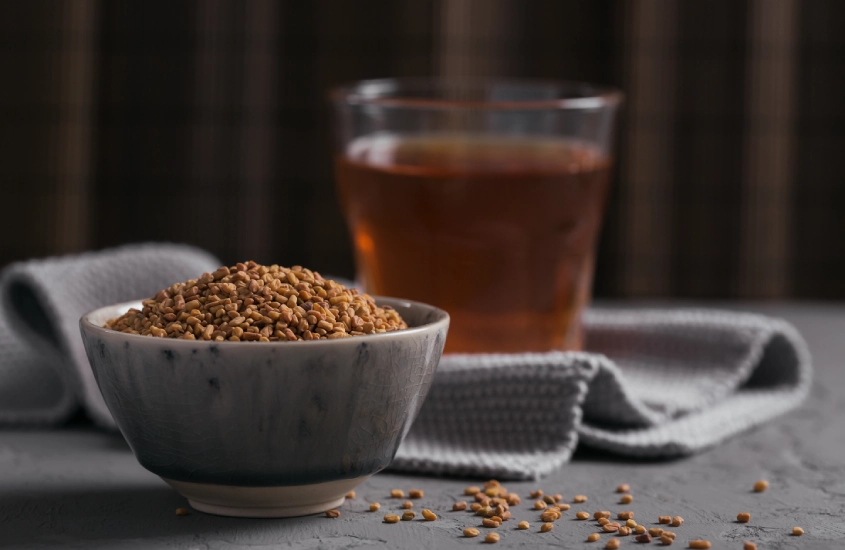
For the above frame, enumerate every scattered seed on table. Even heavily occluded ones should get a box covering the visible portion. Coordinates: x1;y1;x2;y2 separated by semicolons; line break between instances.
325;510;340;518
476;493;490;503
595;510;612;519
603;524;619;533
689;541;711;549
587;533;601;542
626;519;638;528
530;489;544;498
495;504;506;516
518;520;530;530
541;522;554;533
485;532;500;543
793;527;804;536
507;494;521;506
401;510;415;521
369;502;380;512
345;491;355;499
649;527;665;537
659;534;673;545
618;526;631;536
471;503;482;512
175;508;189;516
662;531;676;539
635;525;646;534
453;501;467;511
574;495;588;503
534;500;547;510
482;518;500;528
466;486;481;495
618;511;634;520
384;514;400;523
390;489;404;498
737;512;751;523
552;493;563;502
543;494;557;504
541;511;561;522
598;517;610;526
635;533;652;543
491;515;504;524
577;511;590;520
464;527;480;537
605;538;621;549
671;516;683;527
409;489;424;499
743;543;757;550
617;484;630;493
401;500;413;509
485;487;500;497
620;494;633;504
422;509;437;521
501;511;512;520
558;503;571;511
659;515;672;524
753;480;769;493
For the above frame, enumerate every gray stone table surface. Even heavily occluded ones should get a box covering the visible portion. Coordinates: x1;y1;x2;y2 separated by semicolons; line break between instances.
0;303;843;550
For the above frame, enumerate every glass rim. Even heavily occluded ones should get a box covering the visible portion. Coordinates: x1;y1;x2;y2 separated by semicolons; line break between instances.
330;77;623;111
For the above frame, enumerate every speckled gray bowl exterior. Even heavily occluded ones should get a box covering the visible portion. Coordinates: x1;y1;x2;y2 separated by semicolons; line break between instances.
80;298;448;488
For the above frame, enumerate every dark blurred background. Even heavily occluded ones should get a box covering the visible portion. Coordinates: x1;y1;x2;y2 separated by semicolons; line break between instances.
1;0;843;299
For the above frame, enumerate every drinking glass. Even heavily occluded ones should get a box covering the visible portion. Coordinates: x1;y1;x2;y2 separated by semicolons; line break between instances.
332;78;622;353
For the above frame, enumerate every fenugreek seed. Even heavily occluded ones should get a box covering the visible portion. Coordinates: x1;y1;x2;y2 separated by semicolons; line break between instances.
175;507;189;516
494;504;506;517
485;487;500;497
409;489;424;499
671;516;683;527
574;495;588;503
422;509;437;521
552;493;563;502
543;495;557;504
659;534;673;545
598;517;610;526
477;506;493;517
384;514;400;523
594;510;611;519
659;515;672;524
475;492;490;503
753;480;769;492
518;521;530;530
484;532;499;543
577;511;590;520
618;526;631;536
490;516;503;524
616;483;630;493
689;541;711;549
464;527;480;537
534;500;547;510
618;511;634;520
635;525;646;534
482;518;500;528
541;523;554;533
737;512;751;523
325;509;340;518
626;519;638;528
369;502;380;512
540;511;560;522
620;494;633;504
345;491;355;499
484;479;500;489
453;501;467;511
792;527;804;536
635;533;652;543
470;503;482;512
501;510;512;521
402;500;413;509
743;542;757;550
587;533;601;542
649;527;664;537
401;510;415;521
603;524;619;533
557;503;570;511
605;538;620;549
529;490;544;498
390;489;404;498
506;494;521;506
662;531;676;539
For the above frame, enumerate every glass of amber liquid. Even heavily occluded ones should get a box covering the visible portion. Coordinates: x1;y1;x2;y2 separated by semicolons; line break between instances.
332;79;622;353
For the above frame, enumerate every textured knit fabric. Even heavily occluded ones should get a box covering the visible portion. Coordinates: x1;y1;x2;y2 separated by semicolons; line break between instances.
0;248;812;481
0;244;219;427
393;309;812;479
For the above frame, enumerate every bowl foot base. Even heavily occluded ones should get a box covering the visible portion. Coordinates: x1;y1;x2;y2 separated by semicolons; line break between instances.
162;475;369;518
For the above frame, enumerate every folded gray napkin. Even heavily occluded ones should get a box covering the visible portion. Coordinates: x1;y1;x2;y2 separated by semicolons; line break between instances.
0;247;812;481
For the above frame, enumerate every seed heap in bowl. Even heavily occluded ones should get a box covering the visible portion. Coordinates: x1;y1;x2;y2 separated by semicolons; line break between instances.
104;261;407;341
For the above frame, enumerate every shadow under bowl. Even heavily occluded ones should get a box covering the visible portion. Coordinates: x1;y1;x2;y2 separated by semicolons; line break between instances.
79;297;449;517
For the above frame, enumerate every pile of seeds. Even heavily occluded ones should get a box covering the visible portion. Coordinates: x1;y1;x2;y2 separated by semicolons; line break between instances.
105;262;407;341
312;478;802;548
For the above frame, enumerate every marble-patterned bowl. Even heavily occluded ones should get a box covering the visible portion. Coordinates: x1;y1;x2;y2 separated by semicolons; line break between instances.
79;297;448;518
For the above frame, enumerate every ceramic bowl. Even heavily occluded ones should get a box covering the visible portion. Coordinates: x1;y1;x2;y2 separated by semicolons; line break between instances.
79;297;448;518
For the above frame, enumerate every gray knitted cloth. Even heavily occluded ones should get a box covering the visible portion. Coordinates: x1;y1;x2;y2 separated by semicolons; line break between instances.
0;247;812;481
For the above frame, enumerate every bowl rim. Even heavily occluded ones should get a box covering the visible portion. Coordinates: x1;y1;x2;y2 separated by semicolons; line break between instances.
80;296;449;348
